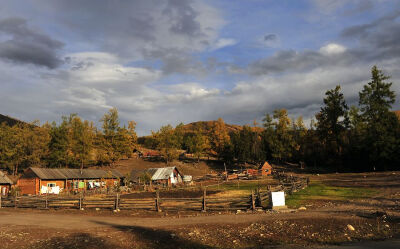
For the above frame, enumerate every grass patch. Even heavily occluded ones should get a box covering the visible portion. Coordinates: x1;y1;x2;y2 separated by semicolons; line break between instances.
286;182;377;208
207;179;276;193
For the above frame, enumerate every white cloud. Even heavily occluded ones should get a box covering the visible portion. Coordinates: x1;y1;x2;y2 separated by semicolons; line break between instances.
320;43;347;55
212;38;237;50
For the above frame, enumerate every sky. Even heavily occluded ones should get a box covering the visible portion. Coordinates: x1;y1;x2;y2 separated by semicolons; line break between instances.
0;0;399;135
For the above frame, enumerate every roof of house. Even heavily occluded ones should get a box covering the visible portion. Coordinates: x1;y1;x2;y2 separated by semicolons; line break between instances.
0;171;13;184
25;167;124;180
259;161;272;169
130;167;181;182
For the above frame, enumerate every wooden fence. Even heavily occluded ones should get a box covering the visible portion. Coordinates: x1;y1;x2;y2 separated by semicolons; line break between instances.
0;190;260;212
0;173;308;212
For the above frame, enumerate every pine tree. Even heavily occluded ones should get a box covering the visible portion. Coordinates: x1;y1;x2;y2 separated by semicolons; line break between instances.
316;85;349;170
359;66;399;170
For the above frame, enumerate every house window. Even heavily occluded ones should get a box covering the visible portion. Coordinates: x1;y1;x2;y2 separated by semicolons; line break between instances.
47;183;56;188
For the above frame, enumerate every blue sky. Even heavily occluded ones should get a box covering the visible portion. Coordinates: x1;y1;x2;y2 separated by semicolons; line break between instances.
0;0;399;135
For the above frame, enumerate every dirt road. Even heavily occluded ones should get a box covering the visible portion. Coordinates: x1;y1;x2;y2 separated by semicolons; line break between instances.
0;209;338;229
0;208;398;248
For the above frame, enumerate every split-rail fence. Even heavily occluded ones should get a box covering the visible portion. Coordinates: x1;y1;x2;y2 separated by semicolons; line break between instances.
0;174;308;212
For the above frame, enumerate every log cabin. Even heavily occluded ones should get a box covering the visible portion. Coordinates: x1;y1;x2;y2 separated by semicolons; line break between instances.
0;171;13;196
17;167;123;195
130;166;183;187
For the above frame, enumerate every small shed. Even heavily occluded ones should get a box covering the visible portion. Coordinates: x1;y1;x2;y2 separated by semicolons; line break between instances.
247;161;272;176
260;161;272;176
17;167;123;195
0;171;13;196
130;166;183;186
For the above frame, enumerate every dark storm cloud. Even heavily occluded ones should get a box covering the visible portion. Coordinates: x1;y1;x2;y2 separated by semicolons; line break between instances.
249;49;357;75
0;17;64;68
341;10;400;59
264;34;277;41
35;0;216;75
249;11;400;76
163;0;203;37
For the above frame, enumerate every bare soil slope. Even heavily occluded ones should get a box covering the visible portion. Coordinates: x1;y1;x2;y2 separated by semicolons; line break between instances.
92;157;216;177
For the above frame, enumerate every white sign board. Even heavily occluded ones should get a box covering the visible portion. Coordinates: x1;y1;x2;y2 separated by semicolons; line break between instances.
271;191;285;207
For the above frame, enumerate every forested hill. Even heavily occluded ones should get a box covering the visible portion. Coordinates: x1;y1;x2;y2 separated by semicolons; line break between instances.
182;121;245;134
0;114;25;126
395;110;400;120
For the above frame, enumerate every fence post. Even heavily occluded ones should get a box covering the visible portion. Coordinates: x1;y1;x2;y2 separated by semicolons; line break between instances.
45;193;48;209
14;193;17;209
115;193;120;210
79;193;82;210
251;190;255;211
0;194;2;209
202;188;207;212
155;190;161;212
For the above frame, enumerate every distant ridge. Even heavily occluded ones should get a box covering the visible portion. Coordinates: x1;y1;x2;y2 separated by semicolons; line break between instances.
395;110;400;120
182;120;244;134
0;114;25;126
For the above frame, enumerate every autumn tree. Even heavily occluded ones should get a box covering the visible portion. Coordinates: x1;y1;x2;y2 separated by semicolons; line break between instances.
0;122;49;174
153;124;181;164
271;109;296;162
185;125;210;162
69;116;95;170
100;108;122;164
292;116;307;162
210;118;231;159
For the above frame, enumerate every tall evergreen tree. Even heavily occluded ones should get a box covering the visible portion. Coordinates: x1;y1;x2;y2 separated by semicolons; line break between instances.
359;66;399;170
316;85;349;170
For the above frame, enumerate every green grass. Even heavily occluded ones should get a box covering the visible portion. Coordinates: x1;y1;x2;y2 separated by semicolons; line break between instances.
286;182;377;208
207;179;275;193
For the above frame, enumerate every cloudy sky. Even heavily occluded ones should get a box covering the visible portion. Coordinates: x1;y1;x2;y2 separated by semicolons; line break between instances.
0;0;399;135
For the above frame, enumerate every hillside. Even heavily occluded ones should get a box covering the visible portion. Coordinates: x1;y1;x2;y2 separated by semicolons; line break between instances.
395;110;400;120
138;120;263;146
0;114;25;126
182;120;244;134
91;157;217;177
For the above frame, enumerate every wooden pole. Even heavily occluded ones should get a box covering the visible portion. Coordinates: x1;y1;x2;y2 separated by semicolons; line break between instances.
155;190;161;212
224;163;228;182
251;190;255;211
202;188;206;212
115;193;120;210
45;190;48;209
79;193;82;210
0;194;2;209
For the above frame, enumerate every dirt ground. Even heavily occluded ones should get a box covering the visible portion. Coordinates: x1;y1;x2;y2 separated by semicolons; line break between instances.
1;170;400;248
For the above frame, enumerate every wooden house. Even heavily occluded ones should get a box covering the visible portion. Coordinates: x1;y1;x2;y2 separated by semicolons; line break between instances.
130;166;183;187
17;167;123;195
247;161;272;176
0;171;13;196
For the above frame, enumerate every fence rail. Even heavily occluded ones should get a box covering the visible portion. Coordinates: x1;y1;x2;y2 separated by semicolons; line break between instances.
0;173;308;212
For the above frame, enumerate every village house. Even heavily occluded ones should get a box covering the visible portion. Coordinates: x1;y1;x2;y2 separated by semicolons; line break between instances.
0;171;13;196
247;161;272;176
17;167;123;195
130;166;183;187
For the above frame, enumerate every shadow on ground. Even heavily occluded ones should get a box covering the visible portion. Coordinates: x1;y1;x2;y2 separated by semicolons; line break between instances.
92;220;213;249
29;232;118;249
